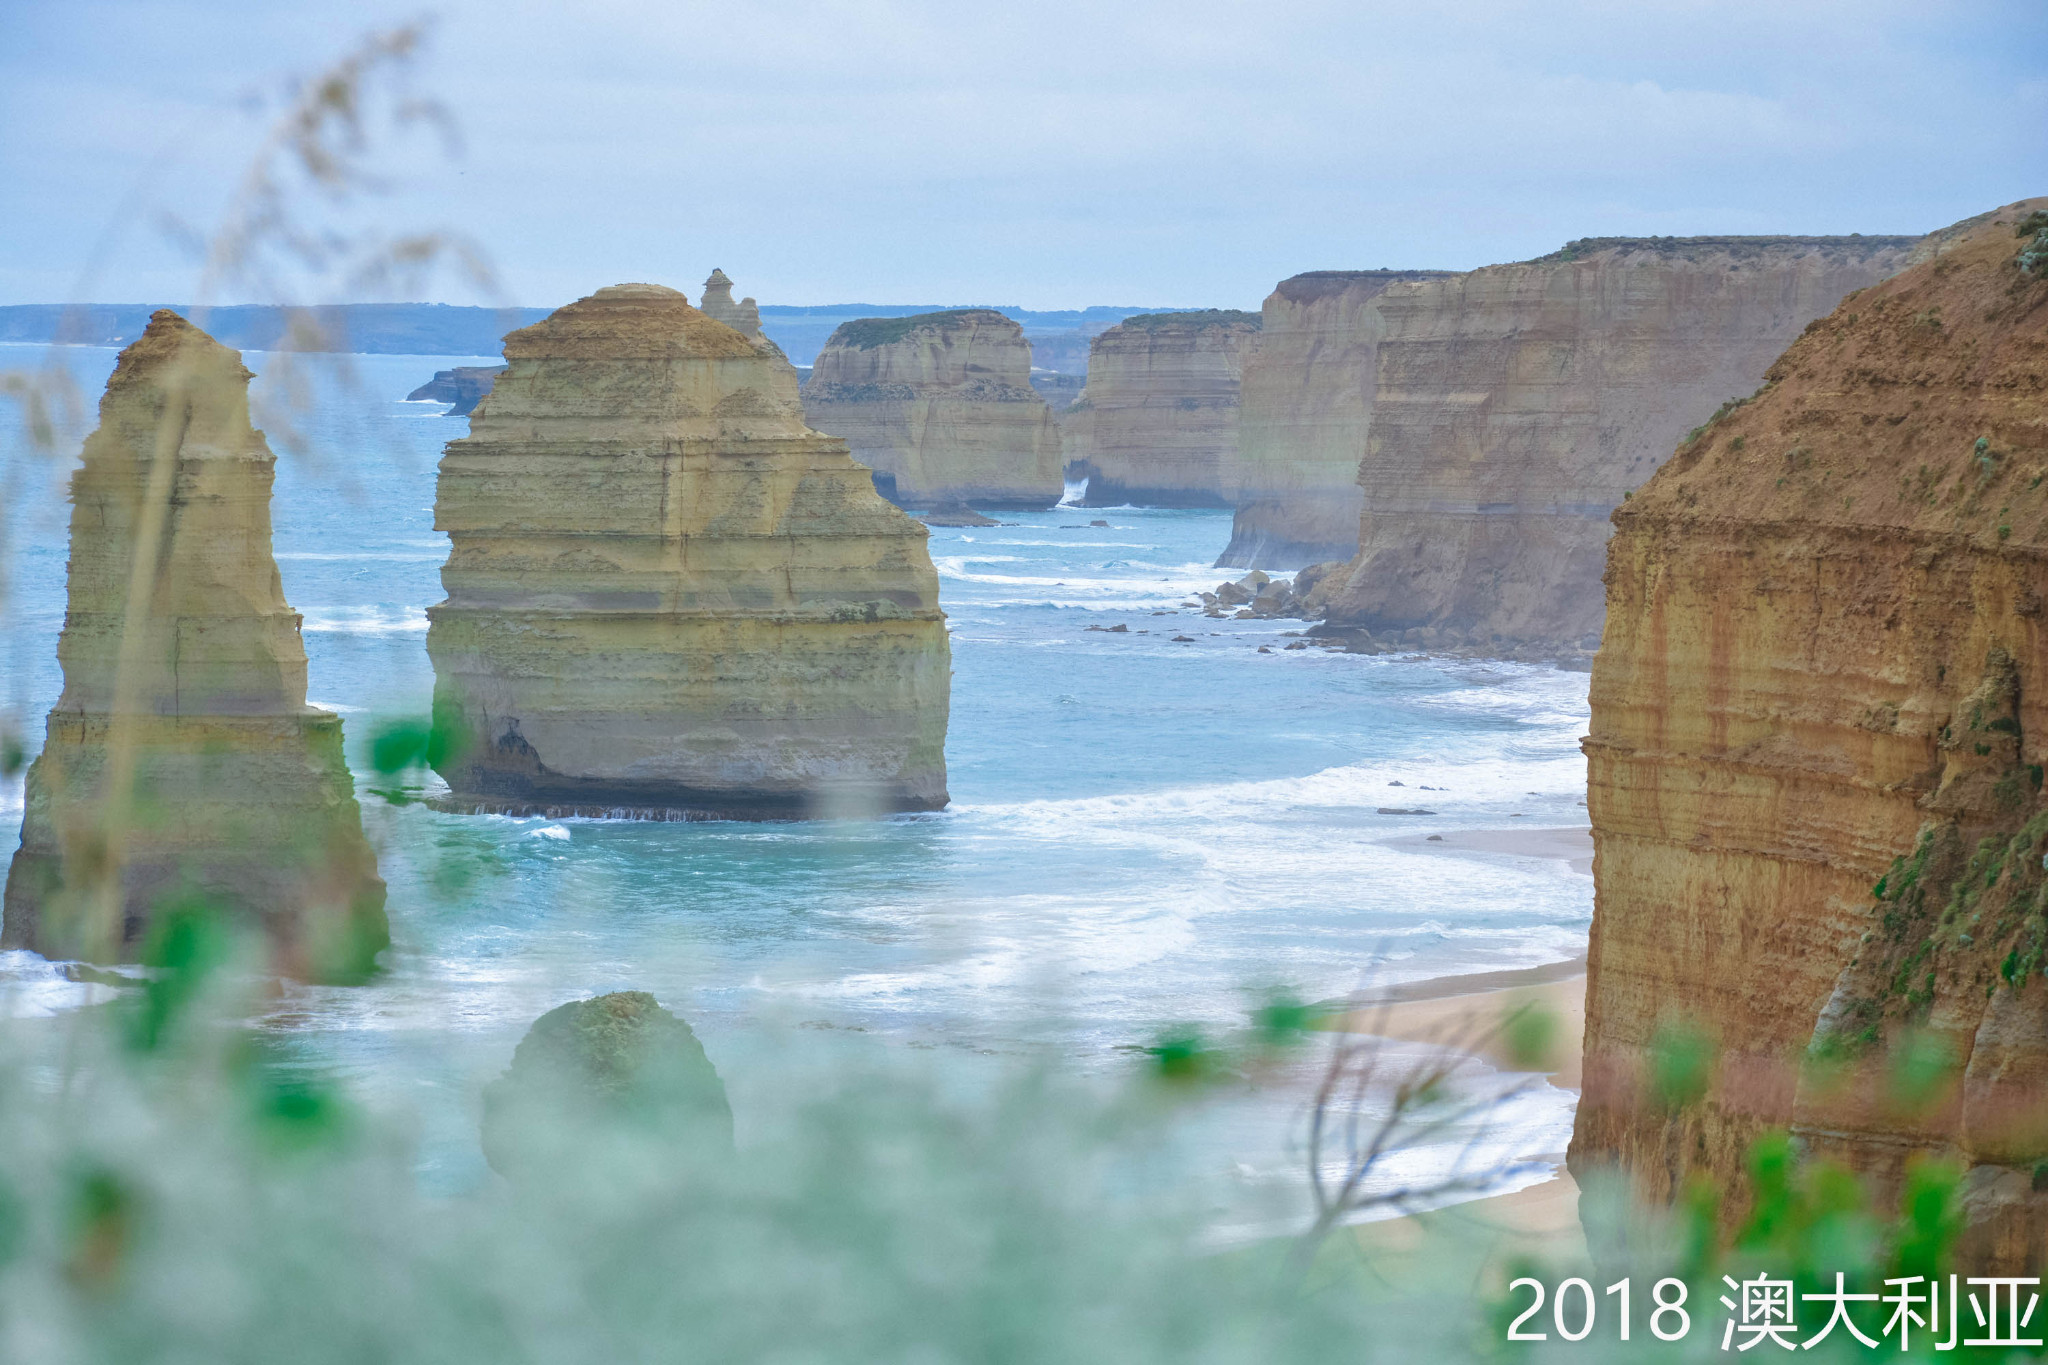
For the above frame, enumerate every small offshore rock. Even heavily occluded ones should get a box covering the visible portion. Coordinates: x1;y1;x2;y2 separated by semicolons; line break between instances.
481;991;733;1187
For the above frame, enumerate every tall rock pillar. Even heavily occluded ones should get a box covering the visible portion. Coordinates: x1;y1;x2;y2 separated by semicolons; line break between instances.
3;311;388;979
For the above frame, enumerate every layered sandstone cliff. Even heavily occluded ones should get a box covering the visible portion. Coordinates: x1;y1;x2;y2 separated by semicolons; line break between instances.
1063;310;1258;508
1315;235;1920;644
427;282;950;818
3;311;387;978
1222;271;1455;567
1570;201;2048;1268
800;309;1063;509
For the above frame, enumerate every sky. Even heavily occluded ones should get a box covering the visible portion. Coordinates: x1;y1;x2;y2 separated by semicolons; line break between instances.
1;0;2043;311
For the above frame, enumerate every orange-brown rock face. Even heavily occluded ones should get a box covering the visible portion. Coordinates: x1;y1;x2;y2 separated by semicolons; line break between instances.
1571;201;2048;1268
3;311;387;979
1063;310;1259;508
801;310;1064;509
1314;236;1920;645
1223;271;1453;568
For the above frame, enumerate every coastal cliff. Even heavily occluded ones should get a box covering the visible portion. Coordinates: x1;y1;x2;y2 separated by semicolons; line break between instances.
1063;310;1258;508
408;364;505;415
1316;235;1919;646
1222;270;1456;567
801;309;1064;509
3;311;387;979
426;282;951;819
1570;201;2048;1268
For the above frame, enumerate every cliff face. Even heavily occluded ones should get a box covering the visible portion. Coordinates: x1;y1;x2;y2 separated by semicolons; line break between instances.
3;311;387;979
1317;236;1920;645
1571;201;2048;1268
1063;310;1259;508
800;309;1064;509
427;282;950;819
1223;271;1456;568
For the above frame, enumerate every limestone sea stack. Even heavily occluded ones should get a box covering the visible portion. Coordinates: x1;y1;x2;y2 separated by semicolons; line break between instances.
697;268;764;340
3;311;387;979
1062;310;1259;508
800;309;1063;510
426;283;950;819
1313;234;1920;647
1221;270;1455;567
1570;201;2048;1268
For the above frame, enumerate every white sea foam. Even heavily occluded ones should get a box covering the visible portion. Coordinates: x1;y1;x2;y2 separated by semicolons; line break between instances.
300;606;430;635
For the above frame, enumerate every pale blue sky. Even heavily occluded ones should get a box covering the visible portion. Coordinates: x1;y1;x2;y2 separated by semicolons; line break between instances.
2;0;2042;310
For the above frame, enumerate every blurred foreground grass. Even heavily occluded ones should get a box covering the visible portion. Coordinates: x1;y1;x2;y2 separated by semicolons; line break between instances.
0;911;1982;1364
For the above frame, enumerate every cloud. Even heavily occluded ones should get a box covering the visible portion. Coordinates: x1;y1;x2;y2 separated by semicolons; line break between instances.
1;0;2040;308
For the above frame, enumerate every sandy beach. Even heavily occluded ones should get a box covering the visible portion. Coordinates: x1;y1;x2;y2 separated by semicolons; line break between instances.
1380;823;1593;876
1325;828;1593;1267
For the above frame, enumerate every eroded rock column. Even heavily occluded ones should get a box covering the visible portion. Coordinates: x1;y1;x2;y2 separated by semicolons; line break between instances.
3;311;387;979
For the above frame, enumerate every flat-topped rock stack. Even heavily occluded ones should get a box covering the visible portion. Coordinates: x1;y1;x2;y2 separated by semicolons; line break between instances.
3;311;387;979
426;282;951;819
1063;310;1259;508
1312;234;1921;647
1222;270;1456;567
800;309;1063;510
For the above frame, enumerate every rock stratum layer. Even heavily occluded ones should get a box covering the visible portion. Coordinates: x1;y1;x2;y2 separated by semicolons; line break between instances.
801;309;1063;509
1222;271;1456;567
1570;201;2048;1269
427;282;950;819
4;311;387;979
1063;310;1259;508
1315;235;1921;643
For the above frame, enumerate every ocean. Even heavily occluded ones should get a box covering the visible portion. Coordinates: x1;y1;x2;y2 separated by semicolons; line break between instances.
0;344;1592;1222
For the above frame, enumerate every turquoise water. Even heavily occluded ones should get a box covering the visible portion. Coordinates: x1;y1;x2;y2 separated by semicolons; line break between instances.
1;345;1591;1212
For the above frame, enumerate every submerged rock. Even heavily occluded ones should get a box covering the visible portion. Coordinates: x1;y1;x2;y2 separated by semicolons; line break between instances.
1064;310;1258;508
427;282;951;819
481;991;733;1186
3;311;387;979
801;309;1064;510
1570;201;2048;1269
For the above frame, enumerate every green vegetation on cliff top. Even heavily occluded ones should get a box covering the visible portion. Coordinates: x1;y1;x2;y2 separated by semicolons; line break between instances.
828;309;1011;350
1112;309;1261;332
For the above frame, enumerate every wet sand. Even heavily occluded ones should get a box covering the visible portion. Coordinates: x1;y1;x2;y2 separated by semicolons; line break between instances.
1381;824;1593;876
